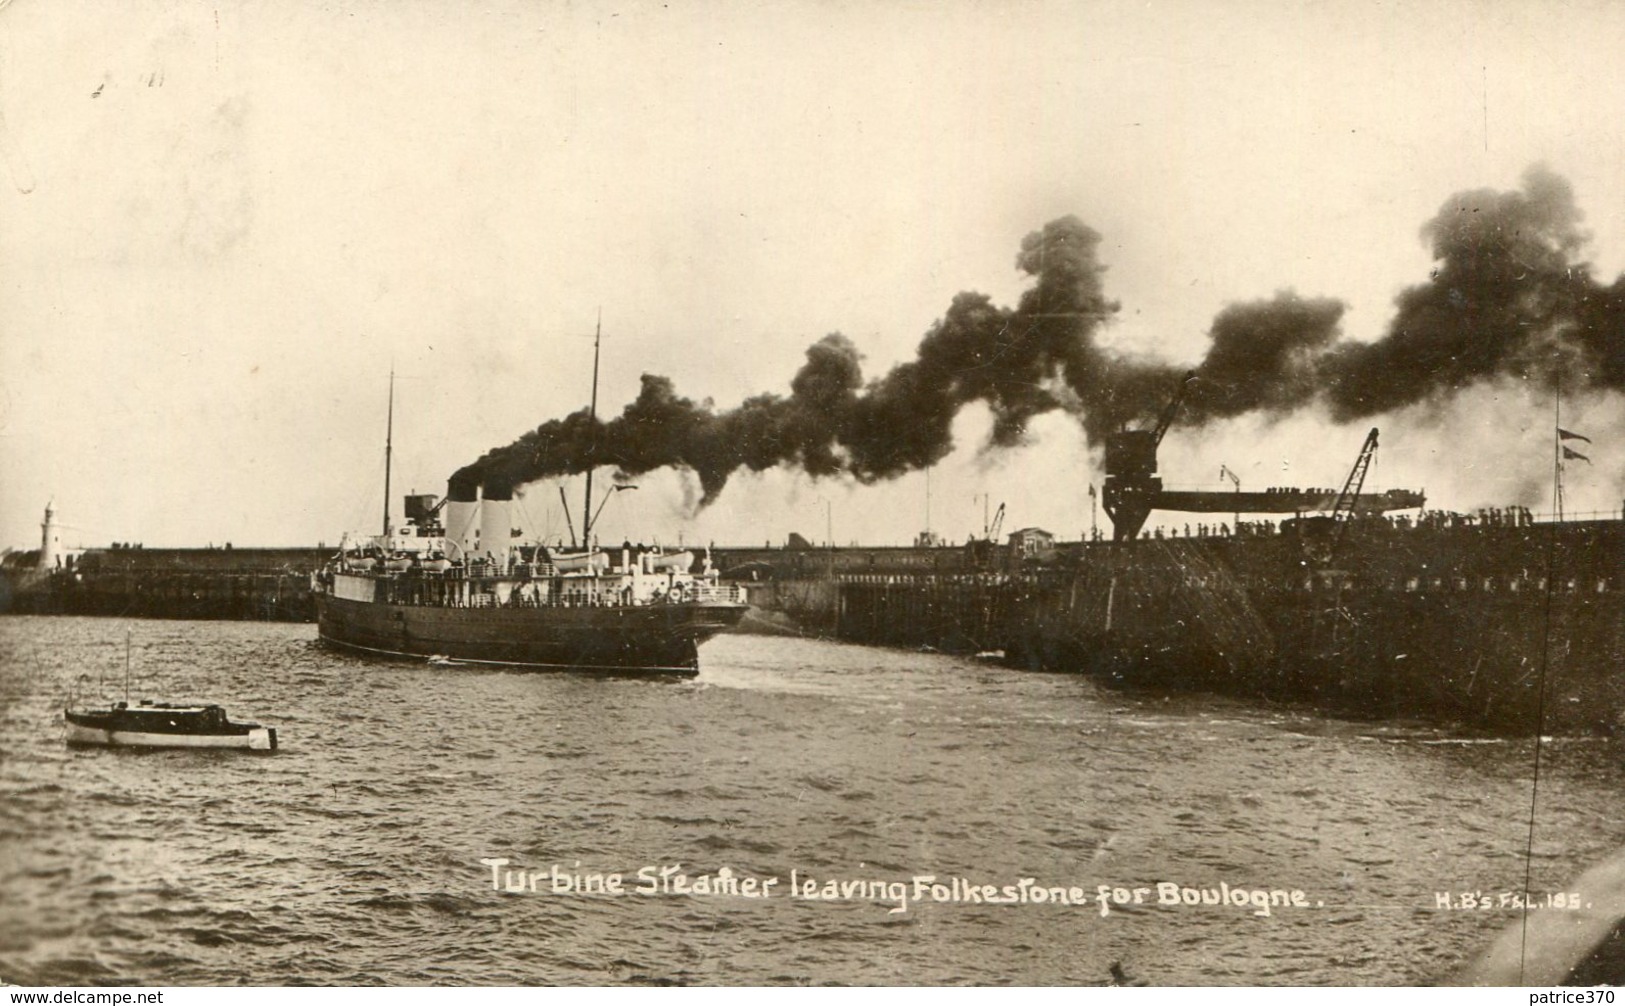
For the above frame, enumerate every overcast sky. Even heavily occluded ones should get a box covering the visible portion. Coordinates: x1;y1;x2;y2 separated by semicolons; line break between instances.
3;0;1623;551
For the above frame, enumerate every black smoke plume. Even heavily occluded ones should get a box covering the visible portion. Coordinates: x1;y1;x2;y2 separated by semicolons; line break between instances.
1180;166;1624;423
455;166;1624;504
1323;167;1623;416
455;216;1122;501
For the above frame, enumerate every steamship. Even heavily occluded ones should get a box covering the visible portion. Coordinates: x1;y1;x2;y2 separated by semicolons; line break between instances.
313;489;747;673
314;341;748;674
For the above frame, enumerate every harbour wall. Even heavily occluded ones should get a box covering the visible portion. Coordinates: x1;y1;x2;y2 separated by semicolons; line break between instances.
1;542;966;623
741;521;1625;732
2;548;328;621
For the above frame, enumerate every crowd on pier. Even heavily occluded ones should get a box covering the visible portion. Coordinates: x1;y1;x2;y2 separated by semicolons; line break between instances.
1081;504;1546;542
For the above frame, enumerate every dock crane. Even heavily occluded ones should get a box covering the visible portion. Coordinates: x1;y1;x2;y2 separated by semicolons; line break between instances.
1099;370;1421;541
964;501;1008;570
1101;371;1197;541
1219;464;1240;530
1326;428;1380;563
1284;427;1384;569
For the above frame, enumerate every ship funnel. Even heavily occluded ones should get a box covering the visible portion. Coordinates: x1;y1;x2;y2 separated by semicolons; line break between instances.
479;484;513;560
443;481;480;560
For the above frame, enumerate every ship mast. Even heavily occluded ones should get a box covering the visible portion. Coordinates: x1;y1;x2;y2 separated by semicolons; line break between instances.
582;312;602;545
383;366;395;536
559;486;578;549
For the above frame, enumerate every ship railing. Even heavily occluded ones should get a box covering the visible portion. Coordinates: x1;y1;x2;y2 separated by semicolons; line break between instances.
354;559;569;582
831;572;1015;586
678;583;747;604
382;581;750;609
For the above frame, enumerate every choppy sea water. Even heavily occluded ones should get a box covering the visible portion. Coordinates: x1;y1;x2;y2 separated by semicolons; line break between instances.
1;616;1621;986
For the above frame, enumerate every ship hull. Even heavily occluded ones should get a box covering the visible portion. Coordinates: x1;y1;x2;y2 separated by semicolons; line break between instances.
65;722;277;750
316;592;748;673
64;709;277;750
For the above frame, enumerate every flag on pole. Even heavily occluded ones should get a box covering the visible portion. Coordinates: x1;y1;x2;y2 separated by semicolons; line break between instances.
1088;483;1096;498
1562;446;1591;464
1558;427;1591;443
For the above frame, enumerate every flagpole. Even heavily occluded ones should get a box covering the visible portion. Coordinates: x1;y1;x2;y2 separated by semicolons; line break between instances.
1555;408;1594;507
1553;375;1564;522
1523;372;1564;979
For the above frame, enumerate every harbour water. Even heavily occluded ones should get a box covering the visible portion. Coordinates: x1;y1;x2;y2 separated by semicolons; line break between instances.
1;616;1620;985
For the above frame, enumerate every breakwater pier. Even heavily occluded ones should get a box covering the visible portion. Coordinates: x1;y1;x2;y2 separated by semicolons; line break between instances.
2;546;326;621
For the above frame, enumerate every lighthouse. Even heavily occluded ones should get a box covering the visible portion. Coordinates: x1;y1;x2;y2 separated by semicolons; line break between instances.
39;502;62;571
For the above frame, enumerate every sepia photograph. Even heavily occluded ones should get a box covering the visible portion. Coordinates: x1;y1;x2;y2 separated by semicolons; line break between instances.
1;0;1622;989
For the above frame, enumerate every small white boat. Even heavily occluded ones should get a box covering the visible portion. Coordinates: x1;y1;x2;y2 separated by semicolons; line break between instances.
65;699;278;751
550;550;608;572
